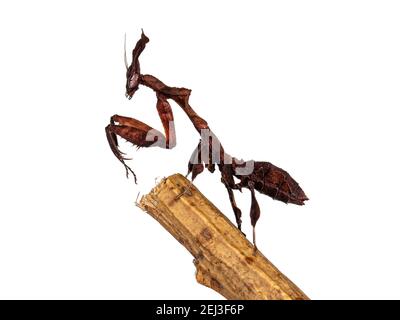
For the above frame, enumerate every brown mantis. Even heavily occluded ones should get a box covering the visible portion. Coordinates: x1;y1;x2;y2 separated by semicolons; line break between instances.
106;30;308;247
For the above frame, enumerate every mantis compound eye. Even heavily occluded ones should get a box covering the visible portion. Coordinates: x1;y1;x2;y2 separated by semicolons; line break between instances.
125;73;140;99
129;73;139;89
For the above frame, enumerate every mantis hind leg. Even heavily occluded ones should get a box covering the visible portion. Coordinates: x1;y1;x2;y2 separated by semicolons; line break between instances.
224;184;243;231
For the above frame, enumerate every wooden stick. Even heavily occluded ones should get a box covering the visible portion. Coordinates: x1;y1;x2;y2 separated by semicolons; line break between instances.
138;173;309;300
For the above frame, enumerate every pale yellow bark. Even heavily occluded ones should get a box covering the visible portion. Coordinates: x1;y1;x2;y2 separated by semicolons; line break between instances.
138;173;309;300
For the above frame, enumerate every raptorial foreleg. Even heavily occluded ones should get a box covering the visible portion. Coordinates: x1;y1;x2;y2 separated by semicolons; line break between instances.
105;113;175;182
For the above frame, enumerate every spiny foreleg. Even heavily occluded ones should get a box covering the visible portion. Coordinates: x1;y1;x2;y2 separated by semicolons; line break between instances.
105;113;174;182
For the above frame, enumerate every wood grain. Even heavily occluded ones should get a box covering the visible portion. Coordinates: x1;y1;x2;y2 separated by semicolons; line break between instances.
138;173;309;300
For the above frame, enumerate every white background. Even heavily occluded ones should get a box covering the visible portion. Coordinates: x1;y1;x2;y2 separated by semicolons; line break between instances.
1;0;399;299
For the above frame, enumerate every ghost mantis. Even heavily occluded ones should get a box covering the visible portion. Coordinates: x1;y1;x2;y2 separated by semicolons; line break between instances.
106;31;308;247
